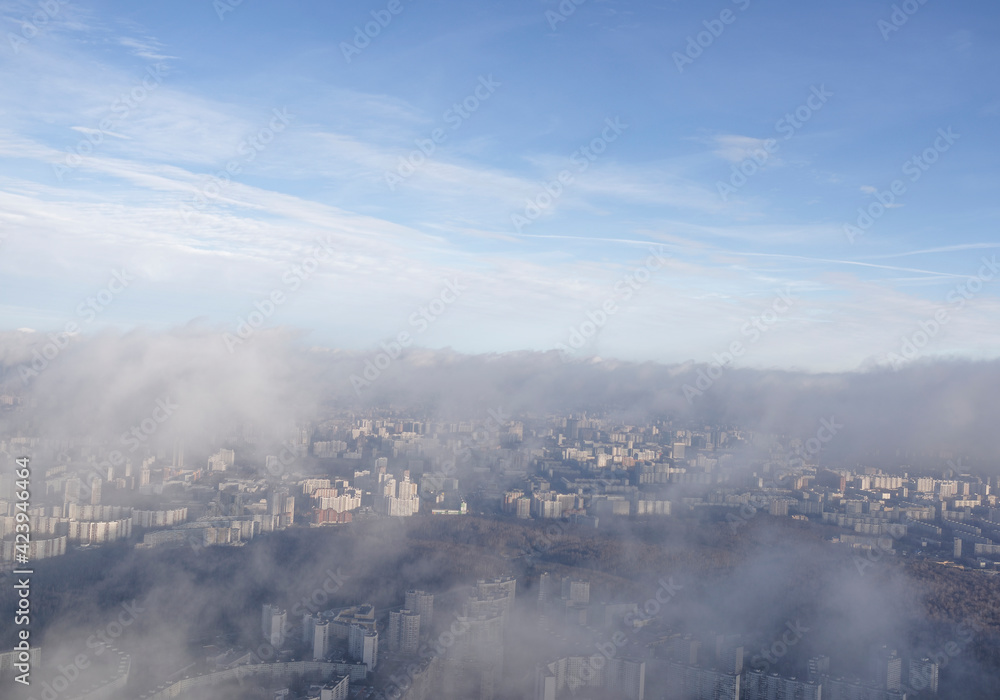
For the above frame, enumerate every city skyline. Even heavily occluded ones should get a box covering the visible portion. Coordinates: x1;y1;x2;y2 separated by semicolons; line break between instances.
2;404;997;697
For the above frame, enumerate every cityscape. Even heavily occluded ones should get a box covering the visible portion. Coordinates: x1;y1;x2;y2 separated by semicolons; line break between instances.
4;0;1000;697
4;393;1000;698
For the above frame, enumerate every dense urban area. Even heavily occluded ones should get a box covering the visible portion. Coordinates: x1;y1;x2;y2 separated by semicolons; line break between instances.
3;391;1000;699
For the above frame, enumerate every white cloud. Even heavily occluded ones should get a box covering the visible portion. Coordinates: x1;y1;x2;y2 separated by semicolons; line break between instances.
712;134;777;164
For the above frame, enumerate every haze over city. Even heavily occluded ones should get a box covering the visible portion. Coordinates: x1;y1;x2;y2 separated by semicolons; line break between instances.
3;1;1000;699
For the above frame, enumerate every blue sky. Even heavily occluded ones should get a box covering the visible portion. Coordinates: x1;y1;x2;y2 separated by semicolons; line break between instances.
1;0;999;371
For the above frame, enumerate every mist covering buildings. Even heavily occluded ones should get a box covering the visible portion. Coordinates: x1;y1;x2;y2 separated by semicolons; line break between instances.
3;0;1000;695
3;333;1000;698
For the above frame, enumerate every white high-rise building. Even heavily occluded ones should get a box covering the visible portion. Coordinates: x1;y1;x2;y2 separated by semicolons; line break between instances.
405;590;434;628
64;477;81;503
374;472;419;517
871;646;902;691
443;613;505;700
208;449;235;471
349;624;378;671
538;573;554;605
303;612;317;644
474;577;516;621
388;609;420;654
261;604;287;647
313;620;331;661
271;609;288;647
561;578;589;604
262;603;274;638
908;658;939;694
